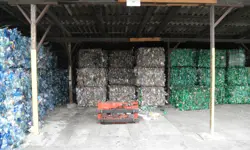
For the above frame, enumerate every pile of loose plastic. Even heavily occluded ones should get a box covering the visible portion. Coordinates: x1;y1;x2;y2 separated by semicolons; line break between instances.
170;49;196;67
198;49;226;67
198;68;225;86
0;28;68;149
170;67;197;87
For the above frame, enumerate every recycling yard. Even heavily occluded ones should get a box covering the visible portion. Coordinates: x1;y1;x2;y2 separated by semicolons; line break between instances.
0;0;250;150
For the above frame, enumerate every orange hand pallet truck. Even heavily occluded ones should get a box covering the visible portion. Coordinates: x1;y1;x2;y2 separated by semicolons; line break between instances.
97;101;139;123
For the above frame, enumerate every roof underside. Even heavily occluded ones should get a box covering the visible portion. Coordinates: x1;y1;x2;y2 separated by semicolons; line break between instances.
1;2;250;40
1;1;250;67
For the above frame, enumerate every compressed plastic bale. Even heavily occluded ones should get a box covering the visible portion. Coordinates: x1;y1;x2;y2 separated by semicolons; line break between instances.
198;68;225;86
0;28;31;70
225;86;250;104
135;68;165;86
78;49;107;68
76;87;107;107
108;85;135;101
170;49;196;67
0;28;67;150
0;116;25;149
228;49;245;67
215;86;226;104
170;87;210;111
170;67;197;87
136;47;165;67
109;50;135;68
198;49;226;67
247;67;250;84
227;68;248;86
138;87;166;106
77;68;107;87
108;68;135;85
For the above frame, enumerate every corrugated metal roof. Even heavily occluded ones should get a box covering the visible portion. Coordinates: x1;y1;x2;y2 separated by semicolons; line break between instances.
1;4;250;39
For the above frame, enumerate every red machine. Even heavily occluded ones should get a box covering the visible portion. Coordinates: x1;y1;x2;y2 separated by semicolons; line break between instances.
97;101;139;123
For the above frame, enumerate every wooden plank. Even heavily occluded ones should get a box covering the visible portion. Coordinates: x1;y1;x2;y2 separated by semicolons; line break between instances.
118;0;217;4
129;37;161;42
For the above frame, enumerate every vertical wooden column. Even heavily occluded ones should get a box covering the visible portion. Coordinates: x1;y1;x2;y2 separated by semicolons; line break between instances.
210;5;215;134
31;4;39;135
167;41;171;103
68;43;73;104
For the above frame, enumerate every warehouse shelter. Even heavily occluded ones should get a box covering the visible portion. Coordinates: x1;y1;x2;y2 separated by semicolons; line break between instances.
0;0;250;149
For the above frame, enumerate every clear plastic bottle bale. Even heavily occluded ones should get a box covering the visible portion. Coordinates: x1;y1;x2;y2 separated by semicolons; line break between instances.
170;87;210;111
198;49;226;67
138;87;166;106
227;68;248;86
108;85;135;101
109;50;135;68
108;68;135;85
135;68;165;86
228;49;245;67
76;87;106;107
78;49;108;68
136;47;165;67
170;49;196;67
197;68;225;86
77;68;107;87
225;86;250;104
170;67;197;87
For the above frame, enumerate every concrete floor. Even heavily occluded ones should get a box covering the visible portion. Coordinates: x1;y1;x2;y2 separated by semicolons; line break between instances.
22;105;250;150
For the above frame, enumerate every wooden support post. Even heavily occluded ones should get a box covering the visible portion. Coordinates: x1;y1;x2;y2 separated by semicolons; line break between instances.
68;43;73;104
30;4;39;135
167;41;171;103
210;5;215;135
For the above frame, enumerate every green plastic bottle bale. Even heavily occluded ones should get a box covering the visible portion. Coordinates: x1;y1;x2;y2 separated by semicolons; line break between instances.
227;68;248;86
170;67;197;86
228;49;245;67
198;68;225;86
247;67;250;84
225;86;250;104
215;86;226;104
170;49;196;67
198;49;226;67
170;87;210;111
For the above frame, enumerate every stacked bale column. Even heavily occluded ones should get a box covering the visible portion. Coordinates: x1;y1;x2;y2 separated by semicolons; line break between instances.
108;50;135;101
169;49;206;111
76;49;107;107
197;49;227;105
135;47;166;106
226;49;250;104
